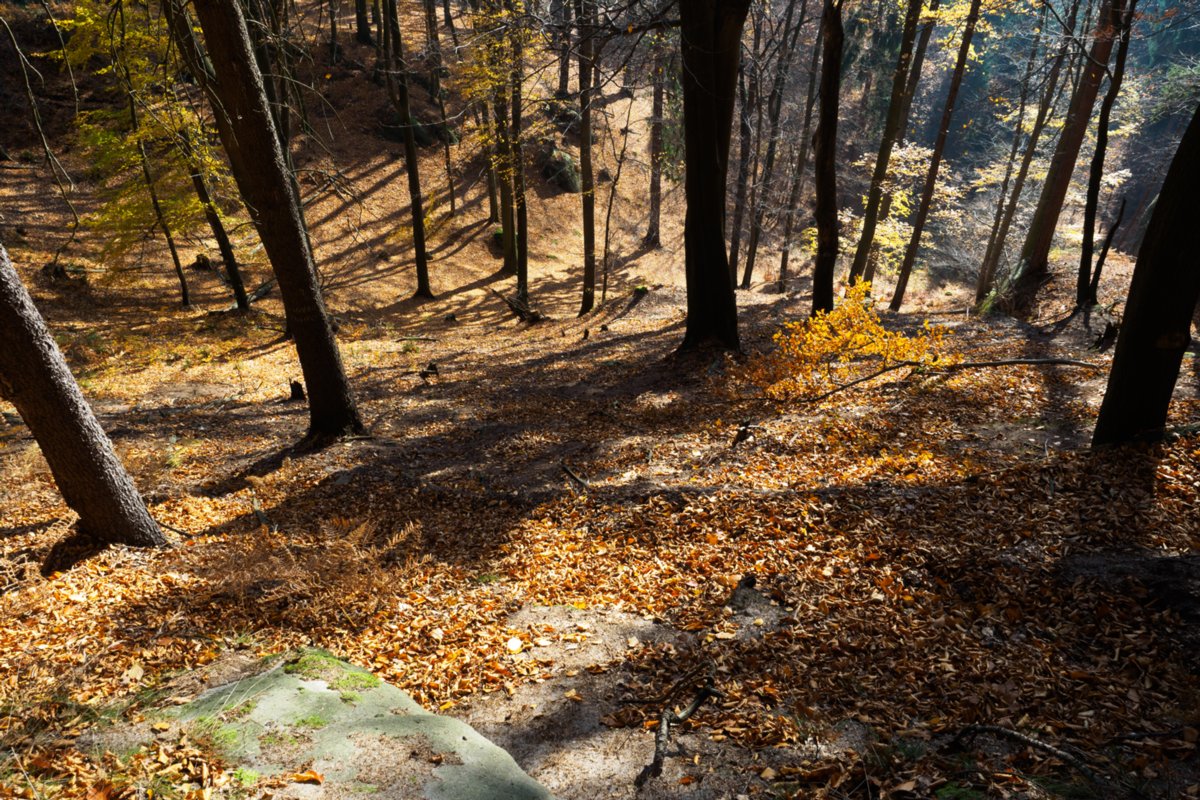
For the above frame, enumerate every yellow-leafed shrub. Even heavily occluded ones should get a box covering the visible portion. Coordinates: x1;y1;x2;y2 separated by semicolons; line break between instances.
745;283;956;401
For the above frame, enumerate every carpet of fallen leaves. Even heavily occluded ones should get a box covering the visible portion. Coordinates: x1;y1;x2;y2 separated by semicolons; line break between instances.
2;277;1200;799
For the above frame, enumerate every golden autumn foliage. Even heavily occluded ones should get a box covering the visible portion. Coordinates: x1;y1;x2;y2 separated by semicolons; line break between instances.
744;282;956;401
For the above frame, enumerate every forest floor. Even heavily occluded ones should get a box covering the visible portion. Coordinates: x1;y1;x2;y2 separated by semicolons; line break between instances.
3;12;1200;799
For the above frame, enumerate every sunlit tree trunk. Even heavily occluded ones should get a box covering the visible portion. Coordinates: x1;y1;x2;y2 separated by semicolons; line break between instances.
847;0;921;284
889;0;981;312
1006;0;1123;316
0;245;166;549
778;18;823;294
383;0;433;298
166;0;363;441
643;34;665;249
741;0;805;289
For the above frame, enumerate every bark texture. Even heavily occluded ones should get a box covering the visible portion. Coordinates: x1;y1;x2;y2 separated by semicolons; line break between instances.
677;0;750;351
173;0;363;441
1092;105;1200;446
0;246;165;549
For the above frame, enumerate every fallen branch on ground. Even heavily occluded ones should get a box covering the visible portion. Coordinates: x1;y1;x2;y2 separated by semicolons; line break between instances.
561;462;590;491
948;724;1104;790
804;357;1101;404
490;289;545;324
634;669;725;789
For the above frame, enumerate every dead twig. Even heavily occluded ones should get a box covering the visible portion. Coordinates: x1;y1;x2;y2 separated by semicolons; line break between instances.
490;289;546;324
635;670;725;789
561;462;590;491
948;724;1104;790
803;357;1101;404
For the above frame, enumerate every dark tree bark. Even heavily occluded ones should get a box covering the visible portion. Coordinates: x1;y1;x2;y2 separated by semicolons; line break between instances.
811;0;843;316
643;34;665;249
554;0;573;98
888;0;981;312
740;0;805;289
846;0;922;284
184;146;250;311
1077;0;1136;308
1092;105;1200;445
355;0;372;43
678;0;749;351
0;245;166;549
1006;0;1124;316
575;0;596;314
383;0;434;299
167;0;363;442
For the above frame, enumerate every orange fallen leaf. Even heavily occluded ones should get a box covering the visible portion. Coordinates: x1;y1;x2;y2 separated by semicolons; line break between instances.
290;770;324;785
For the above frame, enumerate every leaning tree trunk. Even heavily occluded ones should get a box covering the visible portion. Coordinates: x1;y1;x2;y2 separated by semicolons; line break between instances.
889;0;981;312
1006;0;1123;317
1092;104;1200;445
975;0;1080;307
575;0;596;314
846;0;922;284
778;18;823;294
678;0;750;351
166;0;363;442
1077;0;1136;308
0;245;166;549
811;0;843;316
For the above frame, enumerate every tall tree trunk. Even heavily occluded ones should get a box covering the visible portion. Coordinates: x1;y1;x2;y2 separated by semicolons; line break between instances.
0;245;166;549
507;0;529;305
115;2;189;307
811;0;843;316
727;41;759;284
889;0;981;312
898;0;939;140
355;0;372;43
975;0;1080;307
555;0;572;98
678;0;750;351
166;0;363;442
846;0;922;284
182;136;250;311
1092;105;1200;445
476;103;501;224
740;0;805;289
1077;0;1136;308
643;34;665;249
1006;0;1123;316
975;6;1043;305
423;0;457;213
778;18;823;294
575;0;596;314
492;84;518;275
383;0;433;298
861;0;939;286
